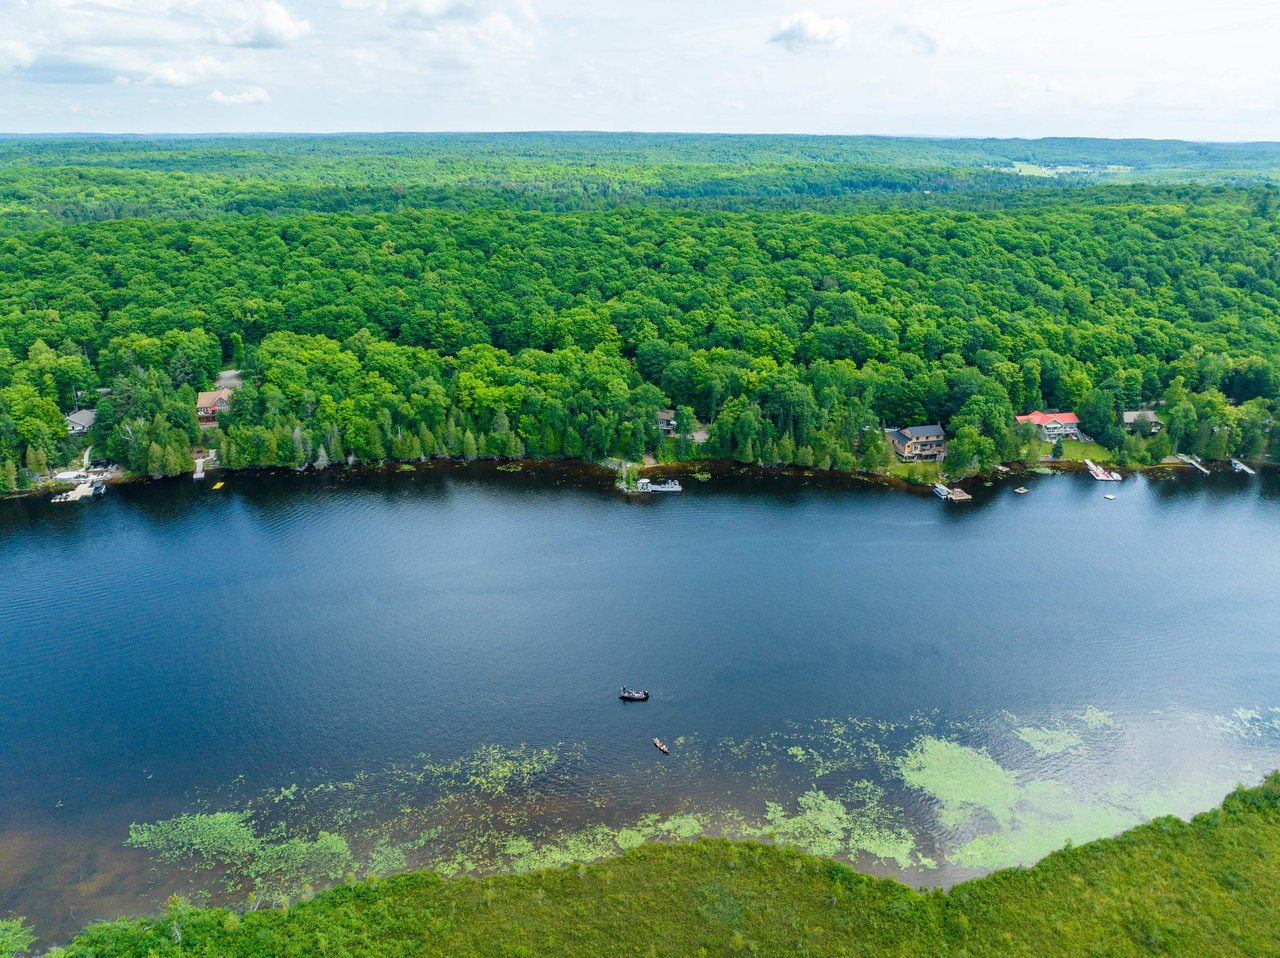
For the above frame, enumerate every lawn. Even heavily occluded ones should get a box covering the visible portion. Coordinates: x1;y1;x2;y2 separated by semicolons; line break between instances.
1058;439;1114;462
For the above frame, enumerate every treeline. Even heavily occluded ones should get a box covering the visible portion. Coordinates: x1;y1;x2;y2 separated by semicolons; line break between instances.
4;197;1280;488
6;131;1280;232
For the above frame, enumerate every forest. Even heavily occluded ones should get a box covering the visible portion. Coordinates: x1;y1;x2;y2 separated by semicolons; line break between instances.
2;134;1280;492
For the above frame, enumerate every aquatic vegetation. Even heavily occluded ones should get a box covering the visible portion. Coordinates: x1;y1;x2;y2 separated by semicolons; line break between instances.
897;737;1022;828
426;743;571;796
765;790;852;858
127;812;260;868
1076;706;1115;729
1014;725;1084;757
118;705;1280;917
366;841;408;877
60;773;1280;958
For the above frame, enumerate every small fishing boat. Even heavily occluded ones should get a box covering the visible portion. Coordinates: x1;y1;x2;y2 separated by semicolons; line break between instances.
1104;494;1117;500
652;738;669;754
619;687;650;701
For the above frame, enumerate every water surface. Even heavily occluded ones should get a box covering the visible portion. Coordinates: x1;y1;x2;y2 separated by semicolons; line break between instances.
2;463;1279;943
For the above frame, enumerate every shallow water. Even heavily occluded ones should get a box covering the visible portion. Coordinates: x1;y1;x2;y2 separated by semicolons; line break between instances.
2;462;1279;944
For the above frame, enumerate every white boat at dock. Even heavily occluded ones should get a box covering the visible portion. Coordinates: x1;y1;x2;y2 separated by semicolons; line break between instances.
933;483;972;502
1084;459;1122;481
1231;459;1256;475
51;480;103;503
637;478;682;493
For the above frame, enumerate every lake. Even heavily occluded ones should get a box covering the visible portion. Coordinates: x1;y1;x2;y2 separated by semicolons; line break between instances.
3;462;1280;945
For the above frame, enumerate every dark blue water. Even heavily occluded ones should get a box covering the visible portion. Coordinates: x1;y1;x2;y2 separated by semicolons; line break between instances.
3;462;1280;942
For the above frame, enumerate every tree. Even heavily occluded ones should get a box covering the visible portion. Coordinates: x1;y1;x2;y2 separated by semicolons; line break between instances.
148;441;166;478
0;459;15;492
1051;437;1065;459
24;444;47;477
0;916;36;958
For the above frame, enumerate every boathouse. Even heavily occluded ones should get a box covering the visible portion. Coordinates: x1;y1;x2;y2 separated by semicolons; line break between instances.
887;424;947;461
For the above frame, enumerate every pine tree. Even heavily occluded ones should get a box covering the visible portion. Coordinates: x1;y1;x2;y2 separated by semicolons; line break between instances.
462;430;478;461
314;444;331;470
0;459;15;492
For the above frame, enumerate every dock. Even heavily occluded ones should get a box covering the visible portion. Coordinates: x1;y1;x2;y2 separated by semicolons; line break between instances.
51;481;96;503
1177;453;1211;475
1231;459;1257;475
934;483;972;502
1084;459;1122;481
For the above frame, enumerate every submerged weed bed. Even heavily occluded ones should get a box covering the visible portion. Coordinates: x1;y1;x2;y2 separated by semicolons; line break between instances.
55;772;1280;957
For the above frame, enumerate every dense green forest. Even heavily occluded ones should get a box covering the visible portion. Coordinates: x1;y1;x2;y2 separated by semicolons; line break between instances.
2;134;1280;492
14;771;1278;957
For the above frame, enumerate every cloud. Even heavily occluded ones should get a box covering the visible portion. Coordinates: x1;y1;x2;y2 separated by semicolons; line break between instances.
768;11;850;54
208;86;271;105
144;56;232;87
225;2;312;48
892;22;937;56
0;40;36;74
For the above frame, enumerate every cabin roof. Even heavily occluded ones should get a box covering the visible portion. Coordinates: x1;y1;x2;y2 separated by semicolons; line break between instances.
1016;410;1079;426
891;424;944;440
196;388;232;409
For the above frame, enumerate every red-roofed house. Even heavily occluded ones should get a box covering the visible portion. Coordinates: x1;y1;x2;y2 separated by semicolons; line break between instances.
1016;410;1080;441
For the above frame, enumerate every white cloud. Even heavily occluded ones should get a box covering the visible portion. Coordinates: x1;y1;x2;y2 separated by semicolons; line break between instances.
1;0;1279;138
0;40;36;74
225;2;312;49
208;86;271;105
768;11;850;54
143;56;232;87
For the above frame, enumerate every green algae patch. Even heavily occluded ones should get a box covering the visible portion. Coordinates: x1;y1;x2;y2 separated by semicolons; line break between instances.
64;774;1280;958
1015;726;1083;757
897;737;1021;828
127;812;354;903
1076;706;1115;729
763;786;920;867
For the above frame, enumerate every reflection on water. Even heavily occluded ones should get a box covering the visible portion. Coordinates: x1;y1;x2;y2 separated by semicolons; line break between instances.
1;462;1278;944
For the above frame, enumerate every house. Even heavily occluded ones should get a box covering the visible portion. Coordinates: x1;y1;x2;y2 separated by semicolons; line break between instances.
886;424;947;461
196;388;233;425
1016;410;1080;442
65;408;96;436
657;409;677;438
1123;410;1164;434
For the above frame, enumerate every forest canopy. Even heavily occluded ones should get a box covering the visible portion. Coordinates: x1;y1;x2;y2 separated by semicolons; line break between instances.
2;134;1279;488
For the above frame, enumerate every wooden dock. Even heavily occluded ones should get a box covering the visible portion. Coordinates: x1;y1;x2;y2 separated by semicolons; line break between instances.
1231;459;1257;475
1177;453;1211;475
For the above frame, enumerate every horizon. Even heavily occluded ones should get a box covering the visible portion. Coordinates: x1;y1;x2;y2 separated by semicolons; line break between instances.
3;1;1279;140
3;130;1280;147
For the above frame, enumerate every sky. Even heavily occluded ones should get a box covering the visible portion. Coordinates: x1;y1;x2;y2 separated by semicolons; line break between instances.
1;0;1278;139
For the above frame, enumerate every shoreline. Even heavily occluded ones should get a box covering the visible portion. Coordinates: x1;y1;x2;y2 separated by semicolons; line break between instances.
2;452;1272;504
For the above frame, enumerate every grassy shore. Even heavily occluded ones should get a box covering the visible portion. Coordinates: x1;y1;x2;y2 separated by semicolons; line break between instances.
42;772;1280;958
